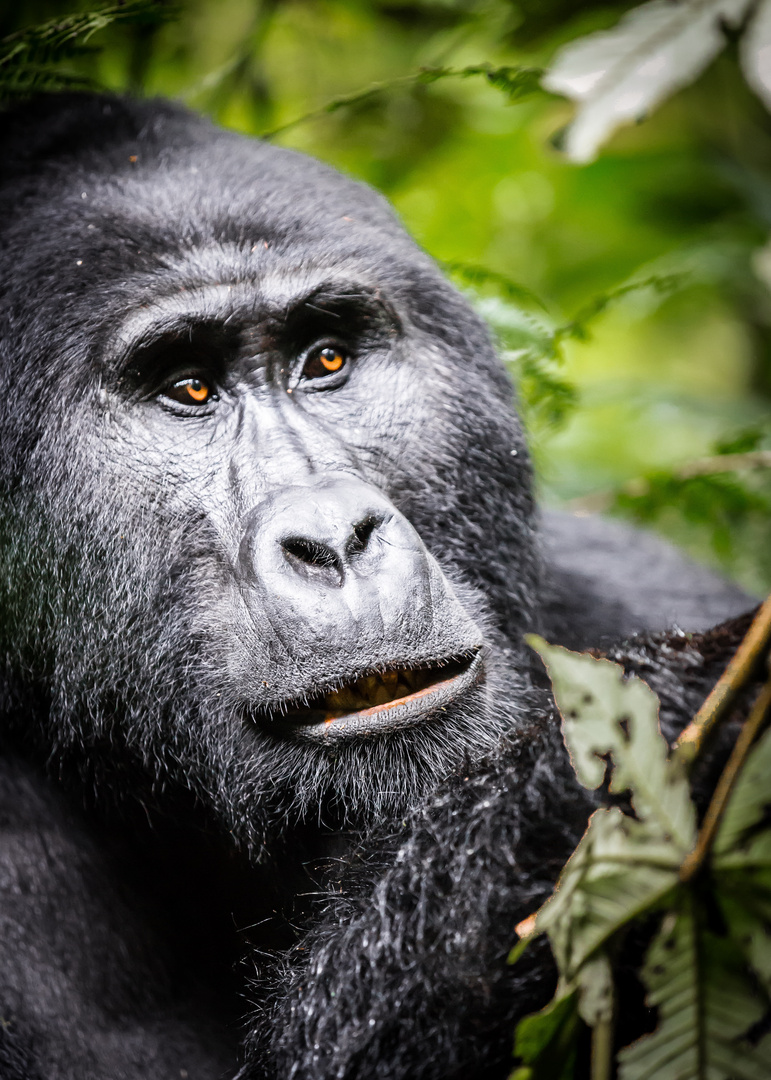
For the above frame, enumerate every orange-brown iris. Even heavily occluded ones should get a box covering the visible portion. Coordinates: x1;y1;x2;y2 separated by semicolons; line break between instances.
186;379;209;402
319;348;344;372
303;346;347;380
167;377;211;405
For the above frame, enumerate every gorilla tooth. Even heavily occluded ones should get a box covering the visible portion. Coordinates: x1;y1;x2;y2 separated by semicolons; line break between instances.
274;652;483;729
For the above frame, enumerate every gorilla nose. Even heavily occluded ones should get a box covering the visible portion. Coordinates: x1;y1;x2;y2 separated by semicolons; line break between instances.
240;481;411;595
236;480;468;657
279;513;382;588
235;479;481;690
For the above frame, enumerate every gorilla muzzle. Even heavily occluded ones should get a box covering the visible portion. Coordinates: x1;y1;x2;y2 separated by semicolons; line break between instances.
236;479;484;736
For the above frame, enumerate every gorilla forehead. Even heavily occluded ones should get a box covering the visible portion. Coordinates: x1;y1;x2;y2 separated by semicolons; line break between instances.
0;95;502;407
1;93;425;284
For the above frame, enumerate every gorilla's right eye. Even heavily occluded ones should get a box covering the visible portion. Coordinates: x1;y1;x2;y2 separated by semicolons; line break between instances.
163;376;215;407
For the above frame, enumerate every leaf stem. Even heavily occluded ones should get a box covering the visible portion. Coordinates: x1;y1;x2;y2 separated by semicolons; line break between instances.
680;674;771;883
675;594;771;761
591;1014;614;1080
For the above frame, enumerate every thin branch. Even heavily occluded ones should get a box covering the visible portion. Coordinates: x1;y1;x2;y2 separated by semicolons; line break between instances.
552;273;686;348
680;672;771;883
675;594;771;760
259;64;542;139
568;450;771;516
591;1013;614;1080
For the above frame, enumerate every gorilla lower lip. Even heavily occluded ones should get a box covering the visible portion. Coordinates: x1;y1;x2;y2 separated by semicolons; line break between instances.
268;650;483;737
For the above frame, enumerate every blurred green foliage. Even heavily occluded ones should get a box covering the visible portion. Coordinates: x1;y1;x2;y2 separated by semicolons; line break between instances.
3;0;771;592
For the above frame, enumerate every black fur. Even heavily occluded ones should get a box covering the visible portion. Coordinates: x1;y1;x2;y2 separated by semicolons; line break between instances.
0;93;753;1079
253;614;757;1080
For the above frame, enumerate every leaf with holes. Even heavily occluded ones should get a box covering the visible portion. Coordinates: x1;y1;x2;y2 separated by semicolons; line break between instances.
717;885;771;999
528;636;696;849
535;806;681;981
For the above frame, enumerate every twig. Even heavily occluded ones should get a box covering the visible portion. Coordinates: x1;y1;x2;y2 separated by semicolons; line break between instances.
591;1014;614;1080
680;672;771;883
260;70;446;138
259;64;541;139
552;274;686;349
568;450;771;516
675;594;771;760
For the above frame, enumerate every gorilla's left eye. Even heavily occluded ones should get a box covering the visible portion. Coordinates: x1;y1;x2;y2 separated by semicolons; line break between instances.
302;346;349;381
164;377;215;406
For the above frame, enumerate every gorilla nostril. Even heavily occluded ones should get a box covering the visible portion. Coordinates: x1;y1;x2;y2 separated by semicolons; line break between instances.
281;536;343;584
347;516;380;559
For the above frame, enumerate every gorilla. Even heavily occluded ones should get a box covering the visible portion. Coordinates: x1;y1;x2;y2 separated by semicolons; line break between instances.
0;93;751;1080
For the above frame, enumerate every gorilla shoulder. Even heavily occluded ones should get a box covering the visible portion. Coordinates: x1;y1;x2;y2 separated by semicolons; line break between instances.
540;510;752;648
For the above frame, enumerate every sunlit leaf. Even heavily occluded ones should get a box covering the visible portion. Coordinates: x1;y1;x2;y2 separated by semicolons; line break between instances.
536;806;680;978
717;885;771;996
518;635;771;1077
741;0;771;111
543;0;753;162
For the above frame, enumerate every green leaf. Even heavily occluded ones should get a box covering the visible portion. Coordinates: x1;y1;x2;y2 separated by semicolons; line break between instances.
615;473;771;563
715;725;771;860
510;989;580;1080
0;1;170;100
536;806;680;978
262;63;541;139
458;64;543;104
511;353;578;429
718;885;771;996
528;637;696;849
619;898;771;1080
714;426;767;456
444;263;547;312
553;274;688;346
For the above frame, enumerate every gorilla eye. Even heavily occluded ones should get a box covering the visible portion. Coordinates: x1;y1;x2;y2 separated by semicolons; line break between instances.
164;377;215;406
302;346;348;380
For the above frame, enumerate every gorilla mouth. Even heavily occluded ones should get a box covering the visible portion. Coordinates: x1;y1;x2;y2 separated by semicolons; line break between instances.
266;649;484;738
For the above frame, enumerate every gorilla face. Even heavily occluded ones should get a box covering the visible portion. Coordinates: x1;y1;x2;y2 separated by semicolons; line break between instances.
0;96;538;851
